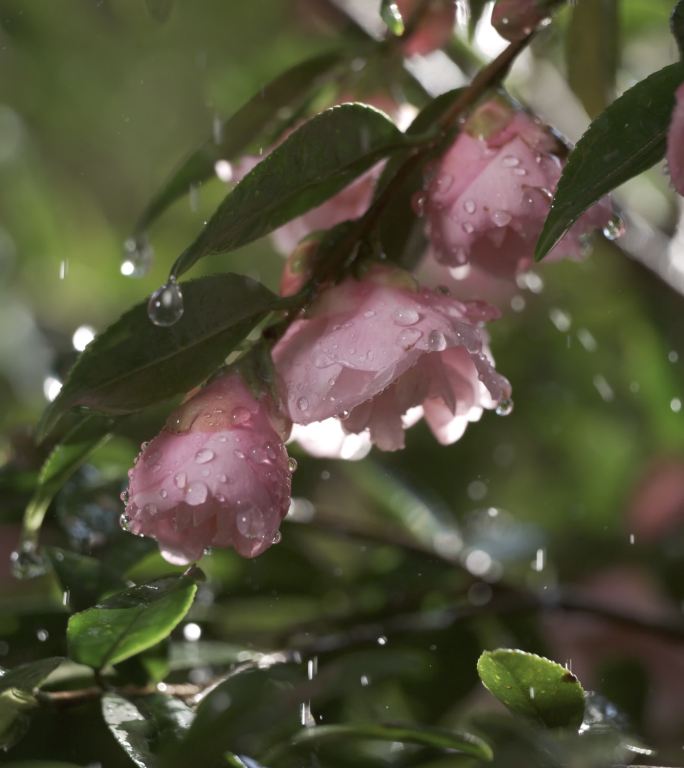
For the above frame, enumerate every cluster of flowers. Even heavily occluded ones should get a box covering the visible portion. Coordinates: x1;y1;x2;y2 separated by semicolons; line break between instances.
122;0;617;564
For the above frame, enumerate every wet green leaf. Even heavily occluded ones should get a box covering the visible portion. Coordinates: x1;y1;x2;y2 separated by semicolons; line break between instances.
536;62;684;260
38;274;282;439
381;0;405;36
68;576;197;670
477;649;585;729
171;104;411;277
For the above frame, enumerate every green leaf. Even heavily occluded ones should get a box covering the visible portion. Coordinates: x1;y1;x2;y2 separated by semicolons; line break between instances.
144;0;174;23
279;723;493;762
0;658;63;751
566;0;619;118
3;763;85;768
38;274;282;440
135;52;343;233
23;415;111;539
47;547;127;612
536;61;684;260
171;104;411;277
477;649;585;729
68;575;197;670
672;0;684;58
102;692;194;768
381;0;405;35
377;88;464;268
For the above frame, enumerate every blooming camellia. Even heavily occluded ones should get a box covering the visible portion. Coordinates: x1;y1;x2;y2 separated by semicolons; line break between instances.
423;97;613;277
123;372;292;564
667;83;684;195
273;264;511;453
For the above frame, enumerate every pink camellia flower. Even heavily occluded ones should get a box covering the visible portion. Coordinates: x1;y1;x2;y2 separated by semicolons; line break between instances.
491;0;553;41
122;372;292;564
423;98;613;278
667;83;684;195
273;264;511;453
396;0;456;56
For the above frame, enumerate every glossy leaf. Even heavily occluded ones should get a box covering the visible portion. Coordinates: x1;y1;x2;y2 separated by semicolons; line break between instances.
171;104;411;277
566;0;619;118
0;658;63;751
281;723;493;761
38;274;282;440
477;649;585;729
47;548;127;612
23;415;111;538
68;575;197;669
536;61;684;260
134;52;343;233
103;692;194;768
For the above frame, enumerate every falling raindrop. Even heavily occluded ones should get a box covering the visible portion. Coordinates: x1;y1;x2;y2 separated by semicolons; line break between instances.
148;278;184;326
121;235;154;277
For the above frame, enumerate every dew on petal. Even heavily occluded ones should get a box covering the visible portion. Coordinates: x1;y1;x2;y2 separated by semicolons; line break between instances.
393;307;420;326
398;327;423;350
195;449;215;464
231;406;251;425
174;472;187;489
492;210;512;227
428;330;447;351
186;481;208;506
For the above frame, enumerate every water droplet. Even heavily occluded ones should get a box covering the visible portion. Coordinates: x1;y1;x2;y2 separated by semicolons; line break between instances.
120;489;129;504
435;174;454;192
9;541;47;580
463;199;476;214
236;504;266;539
363;310;376;318
272;531;282;545
288;456;298;473
230;406;251;425
393;308;420;326
186;481;208;506
427;330;447;351
119;513;131;531
602;215;625;241
297;396;309;412
502;155;519;167
462;222;474;234
492;210;512;227
121;235;154;277
174;472;187;489
512;168;527;176
337;409;350;420
411;190;426;217
159;489;168;499
195;448;214;464
495;398;514;416
147;278;184;326
398;328;423;350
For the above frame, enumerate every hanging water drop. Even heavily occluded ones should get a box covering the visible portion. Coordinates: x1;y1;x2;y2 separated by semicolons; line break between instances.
119;513;132;532
121;235;154;277
9;541;47;580
148;278;184;326
602;215;625;241
288;456;298;473
495;398;514;416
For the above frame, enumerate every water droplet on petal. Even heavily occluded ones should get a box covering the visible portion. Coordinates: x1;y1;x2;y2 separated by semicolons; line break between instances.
236;504;265;539
398;328;423;350
462;222;475;234
463;199;476;214
174;472;187;489
195;448;214;464
119;513;131;531
428;330;447;351
602;215;625;241
272;531;282;544
297;396;309;412
496;398;514;416
393;307;420;326
231;406;251;425
288;456;298;473
436;174;454;192
502;155;519;167
492;210;512;227
148;278;184;326
186;481;208;506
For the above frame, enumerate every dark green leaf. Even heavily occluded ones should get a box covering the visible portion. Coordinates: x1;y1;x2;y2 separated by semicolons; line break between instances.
135;52;343;233
381;0;405;35
280;723;493;761
377;88;463;268
144;0;174;23
672;0;684;58
3;763;84;768
171;104;411;277
38;274;282;439
536;62;684;260
566;0;619;118
477;649;585;729
68;575;197;669
0;658;63;751
47;547;127;612
103;692;194;768
24;415;111;538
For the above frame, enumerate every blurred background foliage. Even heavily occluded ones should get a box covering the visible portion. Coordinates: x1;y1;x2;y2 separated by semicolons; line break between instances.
1;0;684;765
